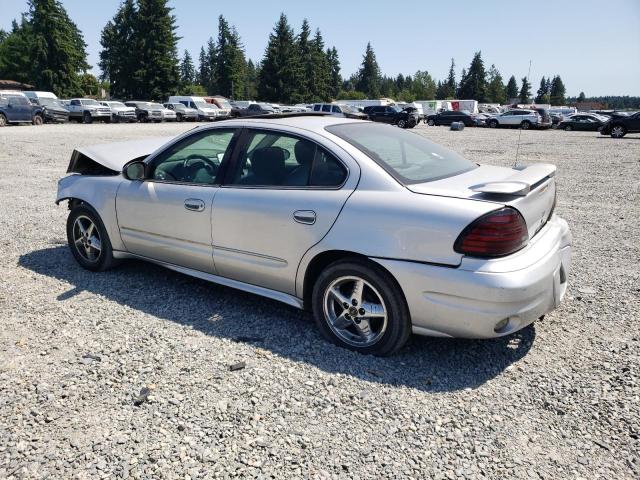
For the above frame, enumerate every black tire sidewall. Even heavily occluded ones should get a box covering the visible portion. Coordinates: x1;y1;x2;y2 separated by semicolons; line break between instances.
311;260;411;356
66;204;115;272
83;112;92;124
0;114;6;127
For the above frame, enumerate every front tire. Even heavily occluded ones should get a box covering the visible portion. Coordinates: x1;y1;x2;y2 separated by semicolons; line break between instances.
488;119;498;128
520;120;531;130
83;111;93;124
611;125;626;138
564;125;572;131
0;113;7;127
32;114;43;126
66;205;117;272
312;260;411;356
427;119;435;126
397;119;407;128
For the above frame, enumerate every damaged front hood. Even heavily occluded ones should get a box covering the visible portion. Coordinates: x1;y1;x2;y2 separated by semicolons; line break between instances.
69;136;174;173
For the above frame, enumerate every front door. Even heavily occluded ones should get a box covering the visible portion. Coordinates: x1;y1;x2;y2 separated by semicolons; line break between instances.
8;95;31;121
116;128;238;273
211;127;358;295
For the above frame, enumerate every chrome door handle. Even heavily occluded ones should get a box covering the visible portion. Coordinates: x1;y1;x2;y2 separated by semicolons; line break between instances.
184;198;205;212
293;210;316;225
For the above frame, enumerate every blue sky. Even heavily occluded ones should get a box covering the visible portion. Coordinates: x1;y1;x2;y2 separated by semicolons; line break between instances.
2;0;639;96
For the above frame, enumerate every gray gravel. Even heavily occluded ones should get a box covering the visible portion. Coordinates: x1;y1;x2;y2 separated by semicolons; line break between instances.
0;121;639;479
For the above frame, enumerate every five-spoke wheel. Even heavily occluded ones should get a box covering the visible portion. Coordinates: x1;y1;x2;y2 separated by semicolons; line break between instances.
67;204;116;271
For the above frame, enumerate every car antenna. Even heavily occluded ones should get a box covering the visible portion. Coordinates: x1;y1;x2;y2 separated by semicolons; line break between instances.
514;59;532;168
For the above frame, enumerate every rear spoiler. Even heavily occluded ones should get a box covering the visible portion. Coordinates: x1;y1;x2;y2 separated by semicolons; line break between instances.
470;163;556;196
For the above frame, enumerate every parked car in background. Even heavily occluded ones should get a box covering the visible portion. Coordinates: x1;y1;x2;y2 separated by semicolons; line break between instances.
0;90;45;126
204;96;232;118
168;96;220;121
25;92;69;123
67;98;112;124
550;112;564;125
312;103;368;120
124;101;164;123
532;108;553;129
99;101;137;123
164;102;199;122
160;104;177;122
57;115;571;356
364;105;418;128
486;110;541;129
599;111;640;138
426;110;476;127
557;114;606;131
233;103;277;117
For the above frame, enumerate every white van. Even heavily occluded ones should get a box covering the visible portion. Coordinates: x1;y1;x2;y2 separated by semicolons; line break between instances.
167;96;219;121
24;91;58;101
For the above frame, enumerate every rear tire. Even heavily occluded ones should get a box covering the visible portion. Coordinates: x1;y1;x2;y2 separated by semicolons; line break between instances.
427;119;435;126
312;260;411;356
521;120;531;130
66;204;117;272
564;125;572;131
488;119;498;128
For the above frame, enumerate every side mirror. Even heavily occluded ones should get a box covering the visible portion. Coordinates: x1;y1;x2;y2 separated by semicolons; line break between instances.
123;161;146;181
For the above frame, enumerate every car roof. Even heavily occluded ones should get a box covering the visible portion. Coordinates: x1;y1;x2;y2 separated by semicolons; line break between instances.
201;114;364;133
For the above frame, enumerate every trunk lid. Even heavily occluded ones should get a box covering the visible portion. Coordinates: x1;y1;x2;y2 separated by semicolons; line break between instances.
407;163;557;239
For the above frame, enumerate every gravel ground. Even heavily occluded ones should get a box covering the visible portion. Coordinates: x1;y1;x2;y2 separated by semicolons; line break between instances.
0;122;638;479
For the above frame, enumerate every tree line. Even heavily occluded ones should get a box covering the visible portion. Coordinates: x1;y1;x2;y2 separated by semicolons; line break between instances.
4;0;635;109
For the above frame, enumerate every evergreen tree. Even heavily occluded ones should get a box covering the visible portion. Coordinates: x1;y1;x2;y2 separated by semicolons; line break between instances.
205;37;217;93
308;29;330;101
326;46;341;99
243;59;258;99
435;80;447;99
0;18;33;85
506;75;519;100
549;75;566;105
412;70;436;99
197;45;210;87
296;19;312;100
214;16;246;98
456;51;487;101
486;64;506;103
132;0;180;100
535;76;550;103
456;68;466;98
179;50;195;86
442;58;456;98
258;13;301;103
577;91;586;102
356;42;381;98
99;0;137;98
519;77;531;103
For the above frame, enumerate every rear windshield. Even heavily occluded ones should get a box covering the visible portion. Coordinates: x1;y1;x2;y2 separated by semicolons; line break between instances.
326;122;476;184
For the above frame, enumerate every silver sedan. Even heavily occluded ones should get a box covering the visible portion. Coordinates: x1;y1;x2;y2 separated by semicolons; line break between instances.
56;115;572;356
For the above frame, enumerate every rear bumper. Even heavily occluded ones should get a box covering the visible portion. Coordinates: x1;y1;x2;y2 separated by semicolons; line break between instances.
373;215;572;338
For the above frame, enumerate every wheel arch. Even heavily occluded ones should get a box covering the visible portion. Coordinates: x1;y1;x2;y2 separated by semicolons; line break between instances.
300;249;407;312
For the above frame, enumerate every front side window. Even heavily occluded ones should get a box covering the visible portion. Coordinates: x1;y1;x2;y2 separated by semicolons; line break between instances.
321;105;331;112
9;96;29;106
229;130;347;188
326;122;476;184
150;129;236;184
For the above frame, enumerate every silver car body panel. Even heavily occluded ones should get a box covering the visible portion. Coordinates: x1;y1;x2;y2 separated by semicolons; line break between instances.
56;116;572;339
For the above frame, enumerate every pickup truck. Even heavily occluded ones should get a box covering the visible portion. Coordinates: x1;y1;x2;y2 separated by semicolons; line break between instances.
67;98;112;123
0;91;45;126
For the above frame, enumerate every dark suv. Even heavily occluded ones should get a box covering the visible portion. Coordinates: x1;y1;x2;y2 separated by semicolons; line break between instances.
363;105;418;128
426;110;476;127
600;111;640;138
0;92;45;126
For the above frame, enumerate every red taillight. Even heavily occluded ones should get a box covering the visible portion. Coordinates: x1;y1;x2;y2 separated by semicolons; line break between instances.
454;207;529;257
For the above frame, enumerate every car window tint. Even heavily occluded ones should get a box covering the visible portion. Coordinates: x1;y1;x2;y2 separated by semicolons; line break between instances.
151;129;235;184
229;130;346;188
322;105;331;112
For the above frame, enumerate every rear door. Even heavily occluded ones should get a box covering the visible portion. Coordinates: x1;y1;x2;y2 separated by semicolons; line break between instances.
211;126;359;295
8;95;31;121
116;128;239;273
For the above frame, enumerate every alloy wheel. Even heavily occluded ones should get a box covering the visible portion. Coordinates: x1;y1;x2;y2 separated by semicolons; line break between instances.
612;126;625;138
323;276;388;348
72;215;102;262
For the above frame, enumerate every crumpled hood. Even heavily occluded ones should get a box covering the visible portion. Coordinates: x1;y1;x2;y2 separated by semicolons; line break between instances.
73;136;174;172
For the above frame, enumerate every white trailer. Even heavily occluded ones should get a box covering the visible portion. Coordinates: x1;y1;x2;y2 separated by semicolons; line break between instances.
334;98;391;109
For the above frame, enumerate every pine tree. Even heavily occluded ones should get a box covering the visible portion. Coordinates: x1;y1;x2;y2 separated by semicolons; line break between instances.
213;16;246;98
456;68;466;98
197;45;210;87
309;29;330;101
258;13;301;103
506;75;519;101
577;91;586;102
535;76;549;103
486;64;506;103
0;18;33;85
356;42;381;98
456;51;487;101
179;50;195;86
243;59;258;99
442;58;456;98
549;75;566;105
99;0;137;98
26;0;89;96
296;19;312;100
205;37;217;93
519;77;531;103
326;46;341;100
132;0;180;100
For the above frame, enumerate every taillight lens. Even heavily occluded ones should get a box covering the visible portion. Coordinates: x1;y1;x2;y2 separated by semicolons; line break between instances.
454;207;529;257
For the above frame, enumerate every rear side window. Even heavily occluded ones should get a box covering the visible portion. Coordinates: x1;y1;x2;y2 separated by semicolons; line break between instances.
326;122;475;184
321;105;331;112
229;130;347;188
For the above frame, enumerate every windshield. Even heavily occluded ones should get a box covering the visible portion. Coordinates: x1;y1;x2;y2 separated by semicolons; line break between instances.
194;100;213;109
109;101;126;108
82;99;99;106
216;99;232;109
40;98;63;107
326;123;476;184
258;104;275;111
149;103;164;109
